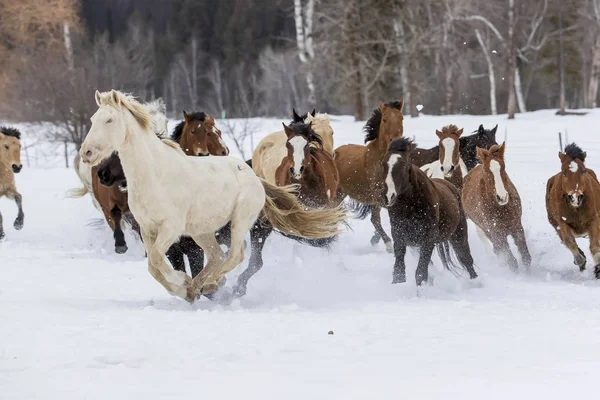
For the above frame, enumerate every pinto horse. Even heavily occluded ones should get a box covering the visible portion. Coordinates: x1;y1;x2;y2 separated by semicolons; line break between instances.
546;143;600;278
334;101;404;253
275;122;339;208
382;137;478;285
0;127;24;240
80;90;345;301
462;143;531;271
371;123;498;247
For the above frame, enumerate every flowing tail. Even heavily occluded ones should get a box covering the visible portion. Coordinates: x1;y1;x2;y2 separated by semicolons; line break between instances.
436;242;473;276
260;178;346;239
346;199;372;220
66;186;89;198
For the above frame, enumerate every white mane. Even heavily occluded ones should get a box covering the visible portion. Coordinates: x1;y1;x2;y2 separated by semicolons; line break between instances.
144;98;168;139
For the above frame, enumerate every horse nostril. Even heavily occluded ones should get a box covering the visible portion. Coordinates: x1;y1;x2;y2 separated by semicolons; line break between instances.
578;194;584;203
289;167;295;175
450;165;455;171
299;166;304;173
12;164;22;173
85;150;92;158
221;150;227;155
441;166;445;171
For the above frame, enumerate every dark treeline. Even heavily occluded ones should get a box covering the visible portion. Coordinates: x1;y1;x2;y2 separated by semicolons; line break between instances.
0;0;597;148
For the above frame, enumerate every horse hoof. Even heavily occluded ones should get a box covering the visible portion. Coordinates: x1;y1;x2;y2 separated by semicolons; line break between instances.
14;220;23;230
115;245;128;254
392;276;406;284
385;242;394;254
232;285;247;297
595;265;600;279
370;235;381;246
201;282;219;296
0;232;5;241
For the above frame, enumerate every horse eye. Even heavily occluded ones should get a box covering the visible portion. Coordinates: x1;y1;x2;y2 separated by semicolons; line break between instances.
207;132;212;136
4;145;8;150
106;118;113;124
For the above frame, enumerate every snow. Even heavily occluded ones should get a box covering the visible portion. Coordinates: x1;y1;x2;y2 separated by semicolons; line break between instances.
2;109;600;399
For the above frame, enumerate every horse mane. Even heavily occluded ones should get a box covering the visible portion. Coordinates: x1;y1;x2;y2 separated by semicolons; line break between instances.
564;143;586;162
364;101;403;143
144;99;168;138
170;111;208;143
145;98;166;116
0;126;22;140
289;121;324;149
96;90;151;131
388;137;416;153
441;124;461;135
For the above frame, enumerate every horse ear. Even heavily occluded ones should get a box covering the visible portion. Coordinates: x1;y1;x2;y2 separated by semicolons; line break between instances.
282;123;294;138
410;142;418;152
558;152;566;162
110;90;120;105
478;124;485;135
95;90;102;106
476;147;489;162
491;125;498;135
398;99;404;110
498;142;506;158
311;109;316;117
435;130;443;140
379;102;386;112
183;111;191;122
456;128;464;137
292;108;301;121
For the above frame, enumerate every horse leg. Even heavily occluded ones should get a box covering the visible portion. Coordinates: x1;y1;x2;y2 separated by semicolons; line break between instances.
233;222;273;297
392;240;407;284
189;234;227;298
0;208;5;240
181;236;205;278
588;221;600;279
554;222;586;271
491;234;519;272
110;207;128;254
476;225;494;256
370;206;392;252
166;241;187;274
415;244;435;286
450;217;478;279
142;227;191;301
5;189;24;230
512;224;532;270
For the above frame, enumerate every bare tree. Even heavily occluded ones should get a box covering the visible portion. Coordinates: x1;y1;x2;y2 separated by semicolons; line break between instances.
475;28;498;114
294;0;316;108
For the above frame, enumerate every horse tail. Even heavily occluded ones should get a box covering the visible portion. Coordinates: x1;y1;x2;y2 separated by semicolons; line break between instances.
346;199;372;220
436;242;461;272
276;231;337;249
66;186;89;198
259;178;346;239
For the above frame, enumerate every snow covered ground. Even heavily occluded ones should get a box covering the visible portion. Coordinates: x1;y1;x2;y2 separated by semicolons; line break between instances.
2;109;600;399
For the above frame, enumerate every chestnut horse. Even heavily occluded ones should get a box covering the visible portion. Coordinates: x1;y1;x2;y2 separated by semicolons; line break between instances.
382;138;478;285
334;100;404;253
546;143;600;278
275;122;339;208
0;127;24;240
292;109;335;155
171;111;229;157
371;124;498;247
462;143;531;271
433;125;466;190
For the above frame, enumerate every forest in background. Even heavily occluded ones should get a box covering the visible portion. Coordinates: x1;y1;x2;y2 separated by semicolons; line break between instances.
0;0;596;148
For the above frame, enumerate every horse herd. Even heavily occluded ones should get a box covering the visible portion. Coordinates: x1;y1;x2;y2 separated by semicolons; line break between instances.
1;90;599;303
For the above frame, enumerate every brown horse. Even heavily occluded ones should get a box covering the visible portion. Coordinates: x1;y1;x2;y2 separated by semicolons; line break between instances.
462;143;531;271
546;143;600;278
0;127;24;240
171;111;229;156
275;122;339;208
434;125;466;190
334;100;404;252
382;137;478;285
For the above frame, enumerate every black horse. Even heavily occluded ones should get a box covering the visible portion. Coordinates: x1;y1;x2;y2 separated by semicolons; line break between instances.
370;124;498;246
382;138;478;285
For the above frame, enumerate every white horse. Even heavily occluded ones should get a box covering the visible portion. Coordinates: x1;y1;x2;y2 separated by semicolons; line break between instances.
252;112;334;184
68;98;169;211
80;90;346;302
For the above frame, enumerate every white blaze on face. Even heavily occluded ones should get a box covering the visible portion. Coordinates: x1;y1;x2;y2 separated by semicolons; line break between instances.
441;137;455;175
386;154;401;203
289;136;307;179
490;160;509;205
569;161;578;173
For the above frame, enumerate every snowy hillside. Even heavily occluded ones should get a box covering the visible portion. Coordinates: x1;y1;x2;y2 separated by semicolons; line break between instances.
2;110;600;399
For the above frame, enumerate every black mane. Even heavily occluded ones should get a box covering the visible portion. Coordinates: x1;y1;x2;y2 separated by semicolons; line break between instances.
565;143;586;162
170;112;207;143
288;121;324;148
460;124;498;170
0;126;22;140
364;101;403;143
388;137;416;153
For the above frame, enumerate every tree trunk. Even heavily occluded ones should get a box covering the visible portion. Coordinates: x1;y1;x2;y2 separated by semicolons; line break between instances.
588;35;600;108
191;36;198;110
475;29;497;114
507;0;517;119
294;0;316;108
393;18;411;117
558;11;566;114
63;22;74;71
515;67;527;113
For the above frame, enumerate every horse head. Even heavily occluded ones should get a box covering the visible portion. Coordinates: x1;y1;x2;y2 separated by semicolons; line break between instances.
382;137;417;206
558;143;588;208
0;127;23;173
476;142;509;206
436;125;464;178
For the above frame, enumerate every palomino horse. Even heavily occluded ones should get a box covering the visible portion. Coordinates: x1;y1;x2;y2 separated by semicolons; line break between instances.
292;109;335;155
171;111;229;156
546;143;600;278
80;90;346;301
334;100;404;253
253;111;335;183
69;99;168;253
382;137;478;285
0;127;24;240
462;143;531;271
275;122;339;208
371;123;498;246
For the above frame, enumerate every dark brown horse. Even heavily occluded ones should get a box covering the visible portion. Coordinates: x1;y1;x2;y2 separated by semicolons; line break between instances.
462;143;531;271
382;137;478;285
275;122;339;208
334;101;404;253
546;143;600;278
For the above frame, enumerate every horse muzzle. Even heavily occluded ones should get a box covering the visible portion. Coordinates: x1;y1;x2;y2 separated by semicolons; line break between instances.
496;193;509;206
441;164;455;178
568;193;584;208
12;164;22;173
